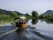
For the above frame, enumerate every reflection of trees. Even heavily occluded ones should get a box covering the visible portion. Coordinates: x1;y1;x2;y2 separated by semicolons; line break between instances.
39;19;45;22
39;19;53;24
45;19;53;24
31;18;38;25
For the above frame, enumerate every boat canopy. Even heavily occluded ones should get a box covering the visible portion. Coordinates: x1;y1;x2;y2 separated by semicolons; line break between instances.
20;16;26;19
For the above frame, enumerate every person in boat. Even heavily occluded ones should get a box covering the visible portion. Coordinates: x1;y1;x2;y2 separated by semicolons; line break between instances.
14;16;27;29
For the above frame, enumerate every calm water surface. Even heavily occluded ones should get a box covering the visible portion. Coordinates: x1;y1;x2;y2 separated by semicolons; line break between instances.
0;20;53;40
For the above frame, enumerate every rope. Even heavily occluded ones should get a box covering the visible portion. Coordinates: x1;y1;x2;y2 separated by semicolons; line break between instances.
0;27;18;38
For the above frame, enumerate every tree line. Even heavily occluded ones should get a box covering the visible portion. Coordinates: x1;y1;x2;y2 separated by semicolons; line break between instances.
32;11;53;22
0;10;53;22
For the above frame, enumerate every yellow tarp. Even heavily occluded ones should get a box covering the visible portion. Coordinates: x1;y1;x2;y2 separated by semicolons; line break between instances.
22;24;27;29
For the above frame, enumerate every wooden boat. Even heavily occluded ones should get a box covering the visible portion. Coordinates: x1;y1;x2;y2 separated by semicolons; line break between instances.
15;16;27;29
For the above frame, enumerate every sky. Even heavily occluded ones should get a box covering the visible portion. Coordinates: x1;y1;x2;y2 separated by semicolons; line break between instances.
0;0;53;15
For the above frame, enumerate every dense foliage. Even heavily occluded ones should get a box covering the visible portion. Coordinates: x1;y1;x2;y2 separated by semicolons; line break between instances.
46;14;53;21
0;9;53;23
0;9;32;22
32;11;39;19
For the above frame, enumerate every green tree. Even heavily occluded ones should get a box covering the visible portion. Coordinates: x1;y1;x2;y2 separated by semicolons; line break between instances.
25;13;30;16
0;14;11;21
24;13;32;20
47;14;53;21
32;11;39;19
32;18;38;25
39;14;47;19
11;11;17;18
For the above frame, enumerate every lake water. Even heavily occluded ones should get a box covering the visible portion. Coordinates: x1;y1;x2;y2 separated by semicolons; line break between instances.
0;20;53;40
27;20;53;37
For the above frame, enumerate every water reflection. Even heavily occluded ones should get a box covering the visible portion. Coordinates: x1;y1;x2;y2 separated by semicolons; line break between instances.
31;30;53;40
39;19;45;22
45;20;53;24
0;19;53;40
39;19;53;24
31;18;38;25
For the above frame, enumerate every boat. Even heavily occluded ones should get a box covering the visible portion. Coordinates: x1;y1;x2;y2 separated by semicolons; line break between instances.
15;16;27;29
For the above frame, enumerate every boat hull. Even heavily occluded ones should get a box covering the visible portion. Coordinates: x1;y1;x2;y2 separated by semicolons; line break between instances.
16;23;27;29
